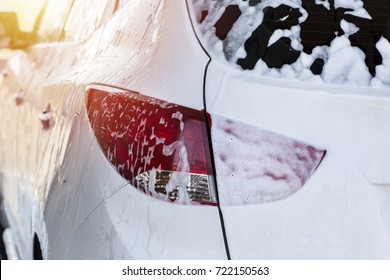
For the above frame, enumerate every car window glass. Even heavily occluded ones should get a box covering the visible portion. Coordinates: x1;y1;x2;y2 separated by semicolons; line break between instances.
36;0;74;43
190;0;390;88
64;0;117;43
116;0;131;10
0;0;46;32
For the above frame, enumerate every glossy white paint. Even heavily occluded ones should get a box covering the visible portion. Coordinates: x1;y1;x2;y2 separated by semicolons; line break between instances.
221;153;390;259
206;59;390;259
206;61;390;184
3;0;387;260
0;0;226;259
67;185;226;259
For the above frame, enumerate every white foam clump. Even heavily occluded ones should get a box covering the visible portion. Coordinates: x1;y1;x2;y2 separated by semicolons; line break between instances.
340;19;359;36
373;37;390;86
171;111;184;131
322;36;371;86
315;0;330;10
335;0;372;20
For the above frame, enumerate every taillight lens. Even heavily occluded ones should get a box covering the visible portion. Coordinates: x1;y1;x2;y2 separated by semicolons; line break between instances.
86;85;216;205
210;114;326;206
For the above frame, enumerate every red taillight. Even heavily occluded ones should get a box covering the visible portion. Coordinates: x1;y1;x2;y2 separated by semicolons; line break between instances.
210;114;327;206
86;84;216;205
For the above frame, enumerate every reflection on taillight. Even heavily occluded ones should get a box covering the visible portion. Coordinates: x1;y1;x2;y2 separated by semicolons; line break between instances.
86;84;216;205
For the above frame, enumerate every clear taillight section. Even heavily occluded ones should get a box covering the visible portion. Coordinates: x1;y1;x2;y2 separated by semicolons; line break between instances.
86;85;217;205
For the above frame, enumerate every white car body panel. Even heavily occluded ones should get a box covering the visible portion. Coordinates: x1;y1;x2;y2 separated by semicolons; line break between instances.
205;60;390;259
206;62;390;184
0;0;227;259
67;186;226;259
2;0;389;260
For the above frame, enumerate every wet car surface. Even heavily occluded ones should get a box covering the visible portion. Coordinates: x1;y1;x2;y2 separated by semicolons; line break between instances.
0;0;390;259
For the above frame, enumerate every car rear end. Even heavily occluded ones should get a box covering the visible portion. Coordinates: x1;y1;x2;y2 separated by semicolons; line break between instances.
187;0;390;259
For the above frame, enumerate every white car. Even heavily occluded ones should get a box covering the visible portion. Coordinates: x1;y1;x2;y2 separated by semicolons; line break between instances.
0;0;389;259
